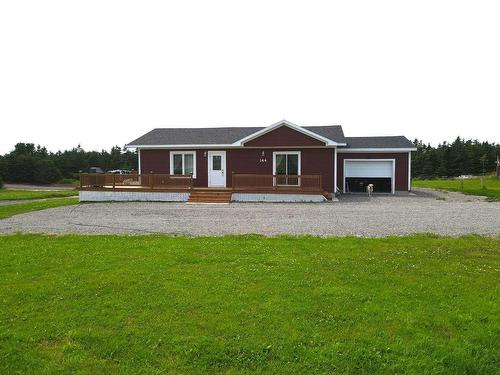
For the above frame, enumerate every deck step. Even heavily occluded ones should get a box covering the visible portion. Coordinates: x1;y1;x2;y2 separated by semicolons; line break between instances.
188;190;232;203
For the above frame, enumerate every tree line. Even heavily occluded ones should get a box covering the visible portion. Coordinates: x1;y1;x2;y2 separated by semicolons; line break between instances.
0;143;138;184
0;137;498;186
412;137;499;178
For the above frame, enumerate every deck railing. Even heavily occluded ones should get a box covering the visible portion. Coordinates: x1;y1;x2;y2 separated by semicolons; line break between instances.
232;173;322;192
79;173;193;190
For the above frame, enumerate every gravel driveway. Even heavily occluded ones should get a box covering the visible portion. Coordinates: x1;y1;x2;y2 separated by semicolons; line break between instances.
0;189;498;237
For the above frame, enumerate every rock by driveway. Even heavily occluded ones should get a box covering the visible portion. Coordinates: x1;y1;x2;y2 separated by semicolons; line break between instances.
0;190;498;237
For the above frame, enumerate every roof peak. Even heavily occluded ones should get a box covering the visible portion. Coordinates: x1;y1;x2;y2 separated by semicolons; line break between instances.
127;122;346;147
151;124;343;130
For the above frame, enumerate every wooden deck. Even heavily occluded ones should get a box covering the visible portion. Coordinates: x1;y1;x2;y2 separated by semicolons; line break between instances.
79;173;325;195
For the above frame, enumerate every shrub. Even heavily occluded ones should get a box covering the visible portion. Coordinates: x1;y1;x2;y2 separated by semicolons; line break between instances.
0;176;3;189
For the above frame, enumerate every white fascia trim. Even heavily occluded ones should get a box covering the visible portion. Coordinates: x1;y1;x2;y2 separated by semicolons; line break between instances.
233;120;345;147
337;148;417;153
127;144;234;150
334;147;337;193
128;144;344;150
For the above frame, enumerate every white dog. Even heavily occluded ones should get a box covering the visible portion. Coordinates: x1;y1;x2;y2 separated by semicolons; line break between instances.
367;184;374;197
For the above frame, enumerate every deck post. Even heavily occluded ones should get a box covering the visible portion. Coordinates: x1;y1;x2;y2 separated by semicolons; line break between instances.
112;174;116;190
80;174;83;189
150;172;154;190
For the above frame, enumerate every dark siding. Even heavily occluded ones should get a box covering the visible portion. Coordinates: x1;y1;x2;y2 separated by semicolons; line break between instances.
336;152;409;191
228;148;333;192
140;149;208;187
140;149;169;174
244;126;326;147
140;147;335;192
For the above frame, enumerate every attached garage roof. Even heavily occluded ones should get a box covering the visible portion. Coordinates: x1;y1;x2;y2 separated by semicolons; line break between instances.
345;136;415;149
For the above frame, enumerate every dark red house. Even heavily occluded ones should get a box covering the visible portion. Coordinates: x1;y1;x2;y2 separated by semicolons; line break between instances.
123;120;416;199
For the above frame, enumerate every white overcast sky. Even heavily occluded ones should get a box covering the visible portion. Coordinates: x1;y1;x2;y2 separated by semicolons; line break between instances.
1;0;499;154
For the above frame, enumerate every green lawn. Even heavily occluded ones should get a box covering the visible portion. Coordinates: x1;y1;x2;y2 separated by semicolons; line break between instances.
0;234;498;374
413;177;500;200
0;197;79;219
0;189;77;201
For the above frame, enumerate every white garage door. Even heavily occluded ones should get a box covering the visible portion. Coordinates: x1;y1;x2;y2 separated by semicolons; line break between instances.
344;160;394;178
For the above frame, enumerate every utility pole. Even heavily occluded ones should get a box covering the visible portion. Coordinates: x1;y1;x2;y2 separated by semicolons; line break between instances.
480;154;487;189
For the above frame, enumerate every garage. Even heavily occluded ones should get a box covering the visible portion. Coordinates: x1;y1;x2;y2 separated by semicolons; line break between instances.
344;159;394;194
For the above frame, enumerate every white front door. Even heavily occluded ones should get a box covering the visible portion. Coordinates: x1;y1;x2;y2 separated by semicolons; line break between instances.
208;151;226;187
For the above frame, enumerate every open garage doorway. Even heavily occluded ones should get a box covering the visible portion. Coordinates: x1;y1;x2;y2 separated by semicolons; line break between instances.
344;159;395;194
345;177;392;193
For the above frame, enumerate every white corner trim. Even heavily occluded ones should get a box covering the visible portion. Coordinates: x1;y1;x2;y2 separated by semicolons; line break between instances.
169;150;197;178
234;120;344;147
138;148;141;174
408;152;412;191
334;148;337;193
343;158;396;194
337;148;417;153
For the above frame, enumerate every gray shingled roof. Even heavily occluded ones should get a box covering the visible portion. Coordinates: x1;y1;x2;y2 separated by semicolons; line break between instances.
127;125;346;146
126;125;414;149
345;136;415;149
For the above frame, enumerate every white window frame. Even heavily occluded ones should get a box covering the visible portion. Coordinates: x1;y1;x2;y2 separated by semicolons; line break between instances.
272;151;301;186
169;151;196;178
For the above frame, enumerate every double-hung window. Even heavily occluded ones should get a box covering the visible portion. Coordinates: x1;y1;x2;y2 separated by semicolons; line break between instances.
273;151;300;186
170;151;196;178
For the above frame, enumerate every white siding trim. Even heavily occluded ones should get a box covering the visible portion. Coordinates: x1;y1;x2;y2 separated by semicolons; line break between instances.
79;191;189;202
337;148;417;153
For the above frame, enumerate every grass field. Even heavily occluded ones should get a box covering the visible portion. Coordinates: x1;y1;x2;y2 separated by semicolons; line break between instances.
0;234;498;374
0;197;79;219
413;177;500;200
0;189;77;201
